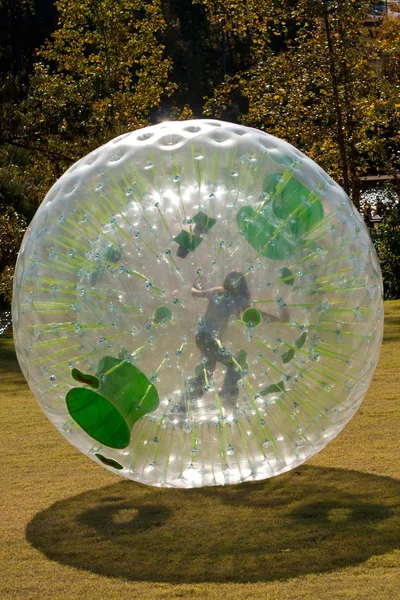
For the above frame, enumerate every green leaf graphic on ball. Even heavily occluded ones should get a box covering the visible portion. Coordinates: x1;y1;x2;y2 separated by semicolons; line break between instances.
237;173;323;260
66;356;159;449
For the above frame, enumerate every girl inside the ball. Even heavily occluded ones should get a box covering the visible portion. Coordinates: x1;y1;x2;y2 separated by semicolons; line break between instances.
182;271;289;405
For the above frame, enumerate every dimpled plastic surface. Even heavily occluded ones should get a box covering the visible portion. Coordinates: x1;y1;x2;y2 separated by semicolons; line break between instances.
12;120;383;488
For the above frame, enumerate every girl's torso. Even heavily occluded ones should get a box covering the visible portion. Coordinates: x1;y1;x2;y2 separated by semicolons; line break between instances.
197;292;244;336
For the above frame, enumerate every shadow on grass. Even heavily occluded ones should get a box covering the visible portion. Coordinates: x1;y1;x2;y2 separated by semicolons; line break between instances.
26;466;400;583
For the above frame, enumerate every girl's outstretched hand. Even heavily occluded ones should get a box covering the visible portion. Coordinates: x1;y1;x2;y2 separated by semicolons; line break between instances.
193;275;208;290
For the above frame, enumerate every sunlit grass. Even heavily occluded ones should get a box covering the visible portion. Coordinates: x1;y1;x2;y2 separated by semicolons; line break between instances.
0;301;399;599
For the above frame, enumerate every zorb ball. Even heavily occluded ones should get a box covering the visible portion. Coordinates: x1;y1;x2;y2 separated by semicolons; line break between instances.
12;120;383;487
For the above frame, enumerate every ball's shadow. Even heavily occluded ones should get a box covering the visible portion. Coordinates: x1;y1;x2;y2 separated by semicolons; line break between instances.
26;466;399;584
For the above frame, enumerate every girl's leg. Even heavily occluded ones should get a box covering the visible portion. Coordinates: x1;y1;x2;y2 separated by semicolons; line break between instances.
220;366;242;399
219;350;248;400
186;335;218;397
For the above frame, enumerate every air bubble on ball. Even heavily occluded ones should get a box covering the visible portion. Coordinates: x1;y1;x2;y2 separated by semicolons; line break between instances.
159;134;184;147
137;132;154;141
184;125;201;133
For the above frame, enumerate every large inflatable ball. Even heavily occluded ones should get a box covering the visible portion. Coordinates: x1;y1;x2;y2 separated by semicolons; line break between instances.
12;120;383;487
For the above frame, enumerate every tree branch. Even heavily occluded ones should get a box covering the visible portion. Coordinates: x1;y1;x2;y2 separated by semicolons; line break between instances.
0;139;75;163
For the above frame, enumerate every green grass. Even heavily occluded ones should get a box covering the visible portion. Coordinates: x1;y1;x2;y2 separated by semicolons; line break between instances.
1;302;400;600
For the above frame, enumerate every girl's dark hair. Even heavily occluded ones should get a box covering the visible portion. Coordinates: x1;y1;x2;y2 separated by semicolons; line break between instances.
223;271;250;303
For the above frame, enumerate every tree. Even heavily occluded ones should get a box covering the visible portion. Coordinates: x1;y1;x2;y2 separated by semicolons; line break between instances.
0;0;59;217
204;0;400;207
0;206;26;303
370;186;400;299
373;15;400;175
158;0;220;117
5;0;177;201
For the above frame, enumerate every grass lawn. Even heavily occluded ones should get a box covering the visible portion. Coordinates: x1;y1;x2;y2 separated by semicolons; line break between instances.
1;301;399;600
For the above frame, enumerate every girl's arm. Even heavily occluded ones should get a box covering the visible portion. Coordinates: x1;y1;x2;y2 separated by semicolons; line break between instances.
191;276;222;299
242;303;289;323
259;306;290;323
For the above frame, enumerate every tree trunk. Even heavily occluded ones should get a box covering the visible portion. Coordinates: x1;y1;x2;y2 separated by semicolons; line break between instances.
321;0;351;196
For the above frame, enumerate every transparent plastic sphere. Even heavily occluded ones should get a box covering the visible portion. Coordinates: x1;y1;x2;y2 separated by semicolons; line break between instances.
12;120;383;487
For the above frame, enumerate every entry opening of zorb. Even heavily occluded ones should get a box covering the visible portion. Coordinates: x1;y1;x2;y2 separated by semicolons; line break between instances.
12;120;384;488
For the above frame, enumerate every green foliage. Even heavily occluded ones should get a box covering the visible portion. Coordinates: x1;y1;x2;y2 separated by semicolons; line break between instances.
0;0;57;213
35;0;176;132
2;0;177;203
3;0;400;210
370;200;400;299
204;1;400;206
0;206;26;304
158;1;221;115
